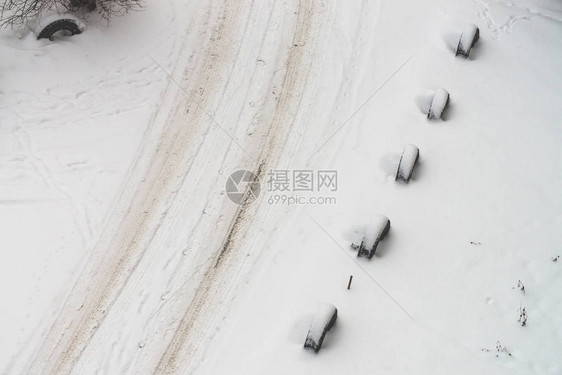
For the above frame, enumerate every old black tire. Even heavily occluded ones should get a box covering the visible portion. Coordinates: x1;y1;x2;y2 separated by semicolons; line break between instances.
37;19;83;40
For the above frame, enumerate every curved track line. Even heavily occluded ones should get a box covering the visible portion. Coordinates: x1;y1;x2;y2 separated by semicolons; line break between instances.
154;1;333;373
27;1;333;373
27;2;246;373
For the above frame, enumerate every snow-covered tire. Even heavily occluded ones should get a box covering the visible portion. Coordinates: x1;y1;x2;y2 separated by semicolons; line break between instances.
396;144;419;183
358;215;390;259
428;88;450;120
456;24;479;58
35;14;86;41
304;304;338;353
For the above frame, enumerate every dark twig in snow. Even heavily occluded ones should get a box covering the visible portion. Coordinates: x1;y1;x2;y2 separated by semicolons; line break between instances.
495;341;512;357
514;280;525;294
517;304;527;327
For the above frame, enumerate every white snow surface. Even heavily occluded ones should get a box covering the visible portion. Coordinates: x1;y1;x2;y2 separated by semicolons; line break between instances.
1;0;562;374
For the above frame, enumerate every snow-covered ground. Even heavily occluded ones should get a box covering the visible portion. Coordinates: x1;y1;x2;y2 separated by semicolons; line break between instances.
1;0;561;374
0;1;190;371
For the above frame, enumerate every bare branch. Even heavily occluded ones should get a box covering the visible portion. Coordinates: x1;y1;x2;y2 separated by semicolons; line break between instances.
0;0;143;29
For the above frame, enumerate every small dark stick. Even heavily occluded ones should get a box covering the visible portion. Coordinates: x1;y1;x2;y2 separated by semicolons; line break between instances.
347;275;353;290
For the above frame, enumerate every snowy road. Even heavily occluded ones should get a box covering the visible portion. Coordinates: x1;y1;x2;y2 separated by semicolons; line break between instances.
21;1;333;373
2;0;562;374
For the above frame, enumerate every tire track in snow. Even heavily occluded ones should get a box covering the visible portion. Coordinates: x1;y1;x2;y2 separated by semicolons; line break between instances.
26;1;332;373
154;1;333;373
26;2;249;373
